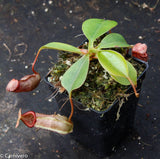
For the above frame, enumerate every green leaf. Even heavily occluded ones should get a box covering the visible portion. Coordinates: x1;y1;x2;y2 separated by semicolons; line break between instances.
82;19;117;47
111;61;137;85
98;50;128;77
61;55;89;94
40;42;82;54
98;33;130;49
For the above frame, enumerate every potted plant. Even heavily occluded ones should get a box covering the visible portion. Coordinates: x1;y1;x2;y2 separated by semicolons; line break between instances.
6;18;148;156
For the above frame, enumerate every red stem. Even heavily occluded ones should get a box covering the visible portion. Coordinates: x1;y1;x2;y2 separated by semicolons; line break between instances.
127;77;139;98
69;97;74;122
32;49;41;74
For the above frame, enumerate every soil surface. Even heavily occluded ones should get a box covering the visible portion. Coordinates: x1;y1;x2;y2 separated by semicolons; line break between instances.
48;50;146;111
0;0;160;159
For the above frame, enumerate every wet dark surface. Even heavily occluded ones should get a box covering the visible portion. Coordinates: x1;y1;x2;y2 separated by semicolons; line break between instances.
0;0;160;159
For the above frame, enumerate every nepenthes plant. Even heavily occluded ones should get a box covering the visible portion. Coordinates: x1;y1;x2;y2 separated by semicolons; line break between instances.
6;18;148;134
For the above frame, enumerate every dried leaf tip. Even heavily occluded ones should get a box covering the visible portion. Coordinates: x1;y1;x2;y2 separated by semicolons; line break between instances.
135;92;139;98
15;108;22;128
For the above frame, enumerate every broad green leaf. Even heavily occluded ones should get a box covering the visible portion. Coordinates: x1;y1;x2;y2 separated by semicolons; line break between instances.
111;61;137;85
61;55;89;94
40;42;82;54
98;50;128;77
98;33;130;49
82;19;117;47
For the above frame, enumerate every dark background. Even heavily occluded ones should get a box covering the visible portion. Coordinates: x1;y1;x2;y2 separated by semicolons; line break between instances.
0;0;160;158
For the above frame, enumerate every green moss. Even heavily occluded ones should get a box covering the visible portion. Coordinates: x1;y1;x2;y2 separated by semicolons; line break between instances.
49;46;145;111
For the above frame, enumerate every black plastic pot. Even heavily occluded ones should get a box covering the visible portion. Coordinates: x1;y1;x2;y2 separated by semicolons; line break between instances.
44;57;148;157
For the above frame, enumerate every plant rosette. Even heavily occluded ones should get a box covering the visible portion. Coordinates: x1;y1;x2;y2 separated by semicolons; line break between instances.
6;18;148;156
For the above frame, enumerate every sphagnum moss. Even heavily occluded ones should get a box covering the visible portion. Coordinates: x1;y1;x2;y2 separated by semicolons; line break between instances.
49;49;145;111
